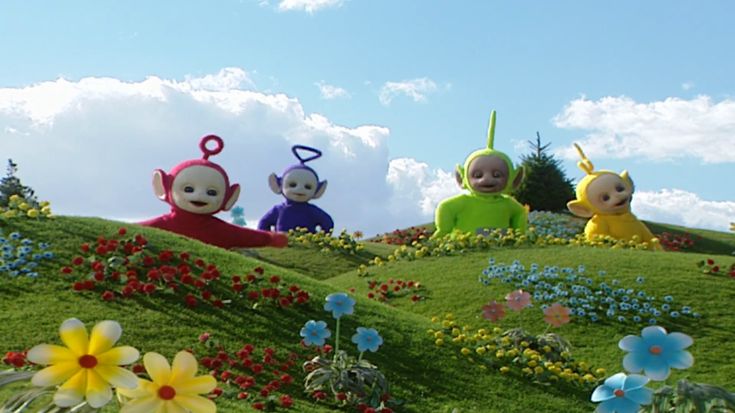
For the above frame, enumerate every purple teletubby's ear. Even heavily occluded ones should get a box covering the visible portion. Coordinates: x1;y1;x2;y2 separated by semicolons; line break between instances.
223;184;240;211
313;180;328;200
268;173;282;195
152;169;168;202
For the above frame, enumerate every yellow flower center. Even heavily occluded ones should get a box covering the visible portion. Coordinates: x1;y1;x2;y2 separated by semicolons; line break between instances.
649;345;662;355
158;385;177;400
78;355;98;369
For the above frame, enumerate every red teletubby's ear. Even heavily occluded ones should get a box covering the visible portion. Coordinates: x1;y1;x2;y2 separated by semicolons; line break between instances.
223;184;241;211
152;170;169;202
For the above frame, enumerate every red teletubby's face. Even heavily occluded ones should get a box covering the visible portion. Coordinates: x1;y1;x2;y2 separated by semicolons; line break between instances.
170;166;226;214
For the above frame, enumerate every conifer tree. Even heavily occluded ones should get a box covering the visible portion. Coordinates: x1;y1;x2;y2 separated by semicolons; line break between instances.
512;133;575;212
0;159;39;208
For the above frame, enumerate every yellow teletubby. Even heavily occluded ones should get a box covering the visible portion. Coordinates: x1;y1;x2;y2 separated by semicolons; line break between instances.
566;144;660;249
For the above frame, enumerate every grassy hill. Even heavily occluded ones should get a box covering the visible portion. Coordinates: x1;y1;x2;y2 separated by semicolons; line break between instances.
1;215;734;412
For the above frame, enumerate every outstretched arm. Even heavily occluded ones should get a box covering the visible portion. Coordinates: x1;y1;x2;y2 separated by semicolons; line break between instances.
316;208;334;233
214;220;286;249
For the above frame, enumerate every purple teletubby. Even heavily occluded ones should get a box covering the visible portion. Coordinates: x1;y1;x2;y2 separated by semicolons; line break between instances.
258;145;334;233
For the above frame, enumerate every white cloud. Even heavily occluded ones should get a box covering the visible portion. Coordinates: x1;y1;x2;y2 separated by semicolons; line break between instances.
386;158;458;219
681;82;694;91
315;81;350;100
553;95;735;164
379;77;438;106
633;189;735;232
277;0;343;13
0;68;428;236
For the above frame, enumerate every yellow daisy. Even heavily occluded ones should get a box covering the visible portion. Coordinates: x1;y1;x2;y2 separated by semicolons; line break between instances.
118;351;217;413
26;318;140;408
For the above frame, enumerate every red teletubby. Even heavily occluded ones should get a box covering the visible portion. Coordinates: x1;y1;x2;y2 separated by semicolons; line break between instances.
139;135;288;249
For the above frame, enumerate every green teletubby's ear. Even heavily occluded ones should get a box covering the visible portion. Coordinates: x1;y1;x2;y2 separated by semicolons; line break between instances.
487;110;497;150
511;165;525;191
455;164;465;188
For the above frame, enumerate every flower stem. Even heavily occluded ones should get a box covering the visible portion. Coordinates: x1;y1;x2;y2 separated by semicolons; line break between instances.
334;317;341;360
358;351;364;362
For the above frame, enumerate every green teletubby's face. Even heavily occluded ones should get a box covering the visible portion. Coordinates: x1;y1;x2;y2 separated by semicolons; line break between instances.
467;155;509;193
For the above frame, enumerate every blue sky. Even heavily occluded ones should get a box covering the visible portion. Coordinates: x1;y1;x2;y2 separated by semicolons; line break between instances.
1;0;733;234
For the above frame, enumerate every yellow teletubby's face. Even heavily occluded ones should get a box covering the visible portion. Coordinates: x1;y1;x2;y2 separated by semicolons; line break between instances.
585;173;633;214
170;166;226;214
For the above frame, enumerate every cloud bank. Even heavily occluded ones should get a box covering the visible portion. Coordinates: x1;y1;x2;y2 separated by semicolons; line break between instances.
554;95;735;164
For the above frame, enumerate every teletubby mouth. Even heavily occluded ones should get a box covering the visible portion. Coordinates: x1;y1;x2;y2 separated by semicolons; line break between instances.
293;192;306;197
190;201;209;207
614;197;629;207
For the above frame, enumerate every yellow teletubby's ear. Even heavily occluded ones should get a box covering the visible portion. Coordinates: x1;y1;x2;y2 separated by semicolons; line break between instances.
620;170;634;191
567;200;594;218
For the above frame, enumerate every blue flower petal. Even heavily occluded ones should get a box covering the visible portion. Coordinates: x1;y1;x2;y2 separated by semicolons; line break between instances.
622;352;647;374
663;350;694;370
622;374;649;391
603;372;627;390
591;384;615;402
625;386;653;405
642;357;671;381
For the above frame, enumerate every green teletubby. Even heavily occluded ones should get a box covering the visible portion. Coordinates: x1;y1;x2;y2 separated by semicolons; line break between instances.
432;111;528;239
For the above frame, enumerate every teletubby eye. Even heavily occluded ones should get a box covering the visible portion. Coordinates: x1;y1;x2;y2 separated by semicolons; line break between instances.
305;184;313;190
492;171;503;178
472;171;483;178
288;182;297;188
184;186;194;193
206;189;218;197
615;184;625;192
602;194;611;202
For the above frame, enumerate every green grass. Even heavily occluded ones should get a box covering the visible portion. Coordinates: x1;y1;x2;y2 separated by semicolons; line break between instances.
1;216;735;412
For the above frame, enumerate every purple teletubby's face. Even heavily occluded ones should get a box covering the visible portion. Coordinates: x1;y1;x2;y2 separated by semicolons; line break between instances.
467;155;509;193
586;173;633;214
170;166;227;214
282;169;318;202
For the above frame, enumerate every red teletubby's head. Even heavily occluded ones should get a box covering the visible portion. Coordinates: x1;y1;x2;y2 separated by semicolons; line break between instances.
152;135;241;215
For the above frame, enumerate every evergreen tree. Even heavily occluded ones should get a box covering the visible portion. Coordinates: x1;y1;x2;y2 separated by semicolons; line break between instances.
512;133;575;212
0;159;39;208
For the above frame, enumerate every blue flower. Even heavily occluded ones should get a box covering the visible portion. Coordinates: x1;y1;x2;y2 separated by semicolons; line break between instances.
591;372;653;413
669;311;680;318
9;232;21;240
663;295;673;302
324;292;356;319
661;304;670;312
635;276;645;284
351;327;383;352
648;318;657;325
300;320;331;346
618;326;694;380
632;316;642;323
681;306;691;314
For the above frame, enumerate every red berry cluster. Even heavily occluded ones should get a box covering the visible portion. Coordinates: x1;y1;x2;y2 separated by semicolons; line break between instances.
366;278;424;304
195;334;303;411
657;231;696;251
379;226;432;245
697;258;735;279
231;266;310;309
2;351;27;368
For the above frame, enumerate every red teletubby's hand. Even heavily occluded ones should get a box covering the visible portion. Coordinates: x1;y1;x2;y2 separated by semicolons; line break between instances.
271;233;289;248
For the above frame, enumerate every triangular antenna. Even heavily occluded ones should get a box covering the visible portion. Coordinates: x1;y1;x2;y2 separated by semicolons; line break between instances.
291;145;322;164
573;143;595;175
486;110;497;149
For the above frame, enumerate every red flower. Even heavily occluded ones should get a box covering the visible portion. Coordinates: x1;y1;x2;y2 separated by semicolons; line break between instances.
706;259;714;265
213;299;224;308
259;389;270;398
80;243;90;252
254;266;264;274
72;256;84;266
269;275;281;284
199;332;211;343
101;291;115;301
252;402;264;410
232;283;244;292
280;374;293;384
118;227;127;236
712;266;720;273
312;391;327;400
210;387;223;398
237;392;249;399
280;394;293;408
95;245;107;255
335;392;347;401
251;363;264;374
132;363;145;374
247;291;260;301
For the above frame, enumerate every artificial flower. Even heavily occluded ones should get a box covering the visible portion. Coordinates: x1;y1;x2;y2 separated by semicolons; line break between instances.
300;320;331;347
26;318;139;408
324;292;355;319
351;327;383;352
118;351;217;413
591;372;653;413
618;325;693;380
543;303;571;327
481;300;506;322
505;289;531;311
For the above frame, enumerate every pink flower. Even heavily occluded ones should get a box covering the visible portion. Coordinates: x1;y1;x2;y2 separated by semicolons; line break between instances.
543;303;571;327
482;300;506;322
505;290;532;311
